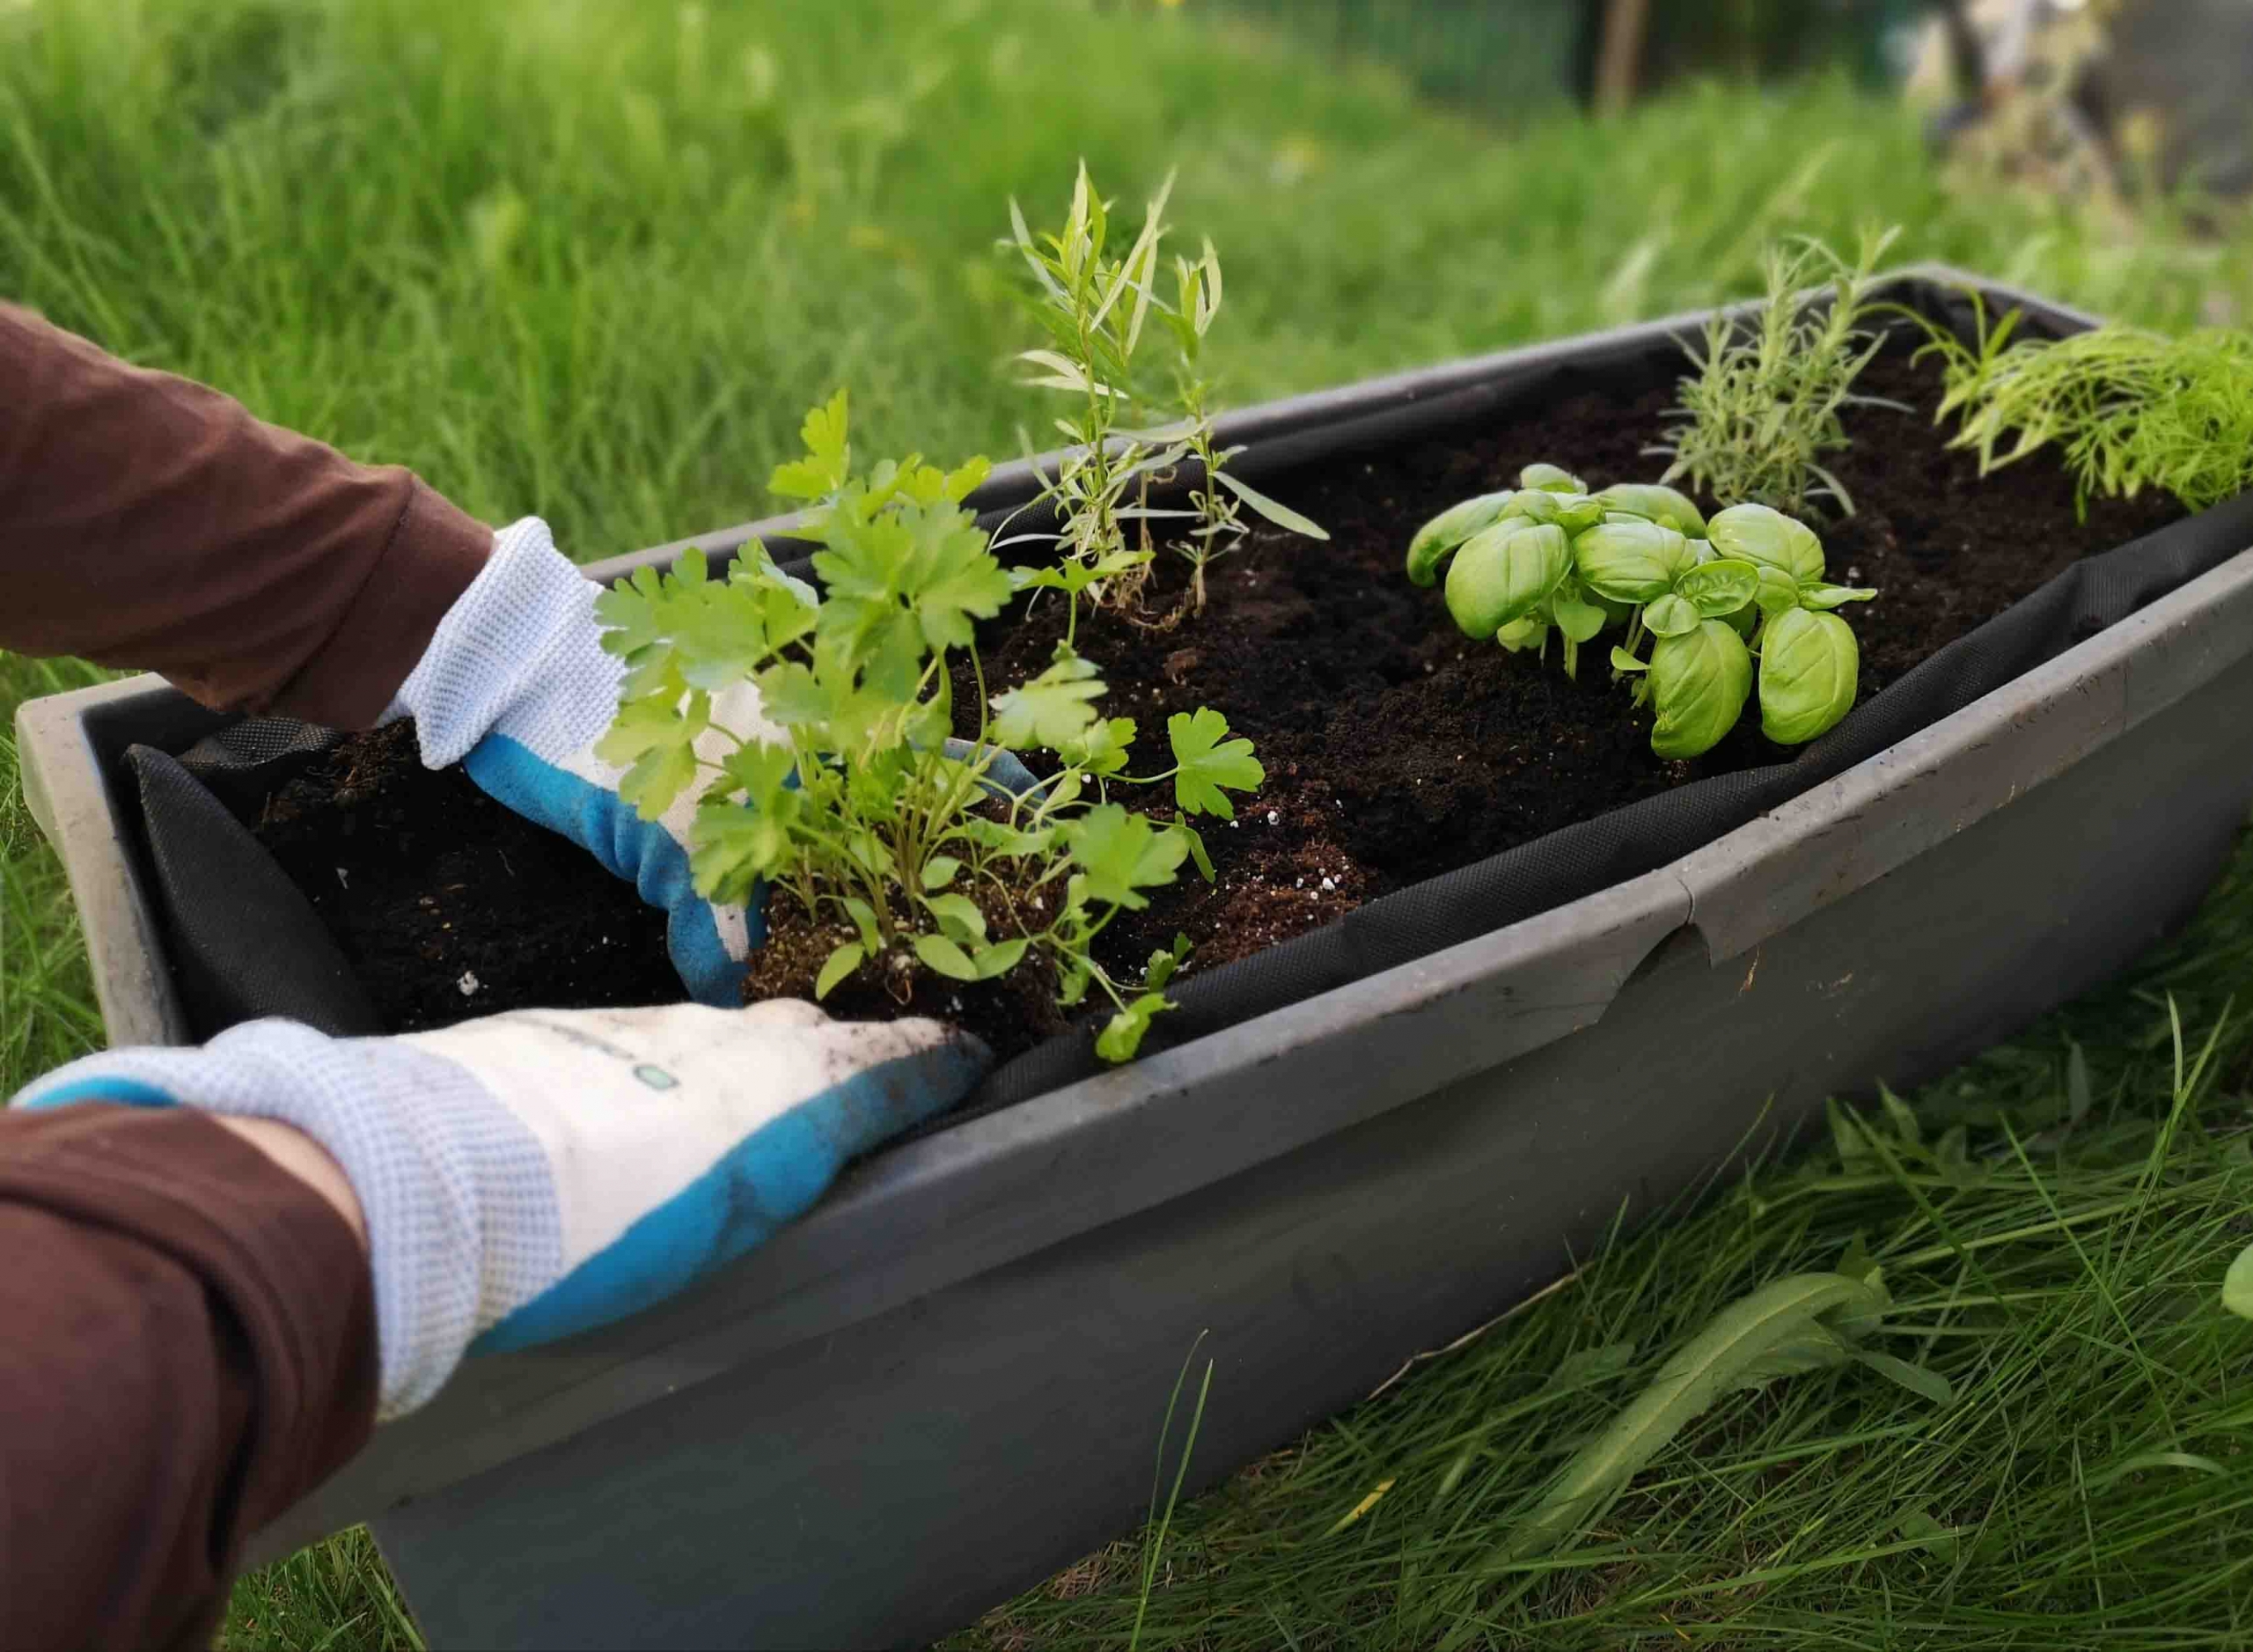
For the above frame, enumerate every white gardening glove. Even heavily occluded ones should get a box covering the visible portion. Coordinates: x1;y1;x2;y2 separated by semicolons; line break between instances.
387;518;782;1006
391;519;1031;1004
14;1005;987;1416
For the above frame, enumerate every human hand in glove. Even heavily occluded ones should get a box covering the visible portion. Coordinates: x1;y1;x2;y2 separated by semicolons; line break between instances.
389;518;1031;1009
385;518;775;1007
16;1002;987;1415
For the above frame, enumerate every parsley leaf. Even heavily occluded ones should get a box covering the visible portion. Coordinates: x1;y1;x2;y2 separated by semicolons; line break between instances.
768;389;851;501
1097;992;1174;1062
991;646;1104;750
1166;707;1264;819
594;688;709;820
1066;804;1188;910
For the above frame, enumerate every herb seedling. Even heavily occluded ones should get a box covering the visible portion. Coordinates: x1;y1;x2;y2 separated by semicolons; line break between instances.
1655;227;1902;518
1914;292;2253;514
1156;238;1328;615
1004;163;1176;604
1008;165;1325;618
1408;466;1875;760
596;392;1264;1061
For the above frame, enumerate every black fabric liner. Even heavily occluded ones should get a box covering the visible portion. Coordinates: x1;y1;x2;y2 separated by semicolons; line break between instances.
134;281;2253;1132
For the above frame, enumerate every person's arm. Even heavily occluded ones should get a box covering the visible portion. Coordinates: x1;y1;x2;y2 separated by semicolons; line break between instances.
0;302;490;726
0;1105;375;1652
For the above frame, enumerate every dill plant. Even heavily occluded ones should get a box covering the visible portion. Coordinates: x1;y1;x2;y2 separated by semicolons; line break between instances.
1917;294;2253;513
1655;227;1902;518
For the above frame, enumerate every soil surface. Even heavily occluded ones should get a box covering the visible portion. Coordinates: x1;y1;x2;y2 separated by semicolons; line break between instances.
250;723;679;1032
239;345;2185;1059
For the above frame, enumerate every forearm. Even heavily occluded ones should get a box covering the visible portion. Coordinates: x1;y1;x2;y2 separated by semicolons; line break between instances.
0;302;492;727
0;1105;376;1651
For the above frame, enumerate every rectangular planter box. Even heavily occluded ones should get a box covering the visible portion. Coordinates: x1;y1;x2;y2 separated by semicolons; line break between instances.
18;268;2253;1648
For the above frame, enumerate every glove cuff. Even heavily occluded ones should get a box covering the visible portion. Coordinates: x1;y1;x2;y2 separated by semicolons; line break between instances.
13;1023;561;1420
386;517;622;768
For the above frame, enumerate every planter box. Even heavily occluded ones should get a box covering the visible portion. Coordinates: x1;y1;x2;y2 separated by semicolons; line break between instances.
18;268;2253;1648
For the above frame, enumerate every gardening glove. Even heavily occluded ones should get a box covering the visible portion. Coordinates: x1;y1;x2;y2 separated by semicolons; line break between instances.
389;519;1038;1006
385;518;776;1008
14;1002;987;1417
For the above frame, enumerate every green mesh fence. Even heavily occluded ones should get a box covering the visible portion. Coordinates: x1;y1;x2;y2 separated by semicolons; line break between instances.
1202;0;1926;118
1212;0;1586;116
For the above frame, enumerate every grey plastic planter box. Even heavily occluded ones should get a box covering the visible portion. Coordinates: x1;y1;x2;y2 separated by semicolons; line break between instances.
17;268;2253;1649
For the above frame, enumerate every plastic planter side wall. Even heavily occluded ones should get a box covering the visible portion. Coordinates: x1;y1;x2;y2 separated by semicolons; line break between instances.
16;269;2253;1648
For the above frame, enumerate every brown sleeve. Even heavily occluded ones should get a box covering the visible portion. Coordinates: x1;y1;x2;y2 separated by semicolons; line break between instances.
0;1105;378;1652
0;302;492;728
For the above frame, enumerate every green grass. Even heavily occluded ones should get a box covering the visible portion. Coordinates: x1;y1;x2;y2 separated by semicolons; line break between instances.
7;0;2253;1646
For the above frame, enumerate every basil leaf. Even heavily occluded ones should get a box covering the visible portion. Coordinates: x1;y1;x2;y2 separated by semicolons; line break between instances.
1573;518;1690;606
1708;503;1826;586
1518;462;1586;495
1593;481;1707;537
1446;521;1571;639
1405;490;1513;587
1674;557;1760;619
1552;585;1610;644
1758;607;1860;745
1496;615;1547;653
1752;563;1802;615
1802;584;1879;611
1643;592;1702;637
1649;620;1753;760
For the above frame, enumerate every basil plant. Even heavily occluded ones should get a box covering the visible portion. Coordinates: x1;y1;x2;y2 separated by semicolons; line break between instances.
1406;465;1875;760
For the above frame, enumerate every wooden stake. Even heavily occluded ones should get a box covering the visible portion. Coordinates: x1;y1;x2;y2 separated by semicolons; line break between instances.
1596;0;1650;115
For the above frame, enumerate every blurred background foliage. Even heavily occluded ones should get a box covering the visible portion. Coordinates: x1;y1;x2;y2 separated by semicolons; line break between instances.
1200;0;1927;114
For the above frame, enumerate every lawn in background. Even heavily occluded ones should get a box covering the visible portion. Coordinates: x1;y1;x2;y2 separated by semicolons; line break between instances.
6;0;2253;1645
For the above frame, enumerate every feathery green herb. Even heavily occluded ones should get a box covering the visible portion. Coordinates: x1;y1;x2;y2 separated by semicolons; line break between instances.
1916;293;2253;514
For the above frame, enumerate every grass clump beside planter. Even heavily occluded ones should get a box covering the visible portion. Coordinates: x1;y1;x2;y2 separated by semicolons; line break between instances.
946;877;2253;1648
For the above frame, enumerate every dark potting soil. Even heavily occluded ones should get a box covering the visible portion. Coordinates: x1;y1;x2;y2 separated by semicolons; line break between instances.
250;722;680;1032
243;346;2185;1060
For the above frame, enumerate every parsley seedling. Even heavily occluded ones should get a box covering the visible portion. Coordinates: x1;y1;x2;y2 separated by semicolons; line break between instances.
596;392;1263;1061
